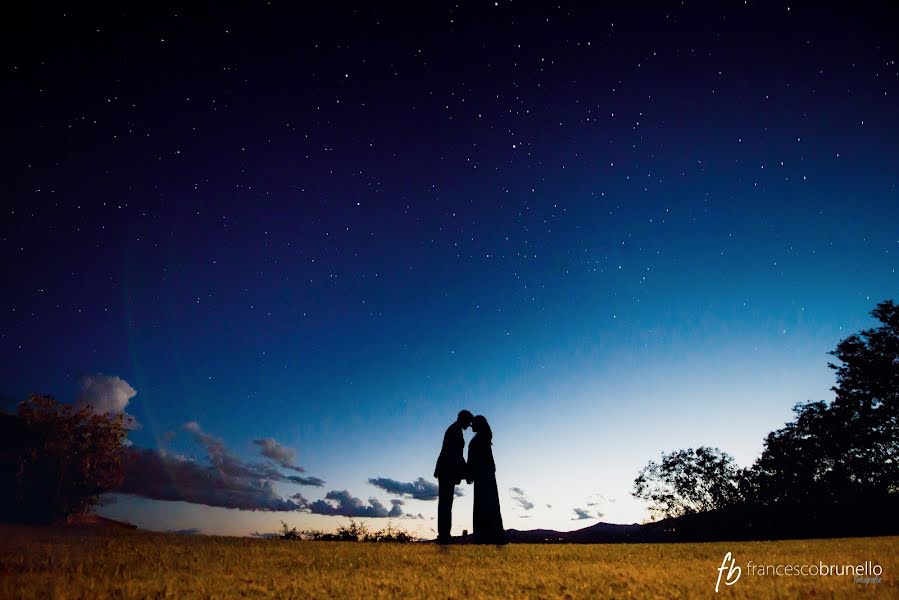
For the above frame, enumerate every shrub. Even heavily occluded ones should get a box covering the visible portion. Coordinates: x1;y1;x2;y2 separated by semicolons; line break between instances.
275;519;415;542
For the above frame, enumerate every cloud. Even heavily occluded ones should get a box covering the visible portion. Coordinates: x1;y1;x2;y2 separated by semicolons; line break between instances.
586;493;612;507
286;475;326;487
571;508;602;521
307;490;400;518
570;494;611;519
117;423;325;511
119;447;306;511
380;499;424;520
253;438;305;472
367;477;440;500
367;476;465;499
181;422;279;480
75;373;139;428
180;422;322;485
509;487;534;511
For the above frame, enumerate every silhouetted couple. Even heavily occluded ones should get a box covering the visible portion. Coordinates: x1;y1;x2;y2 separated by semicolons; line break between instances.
434;410;506;545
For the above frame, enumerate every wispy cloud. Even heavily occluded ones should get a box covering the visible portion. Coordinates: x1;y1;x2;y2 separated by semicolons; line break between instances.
509;487;535;511
118;423;324;511
586;493;613;507
179;422;322;485
286;475;326;487
571;493;611;519
119;447;307;511
253;438;305;472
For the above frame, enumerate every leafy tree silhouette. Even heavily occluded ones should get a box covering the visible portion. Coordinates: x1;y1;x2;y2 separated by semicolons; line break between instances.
0;394;129;523
633;447;743;519
828;300;898;494
750;300;899;506
634;300;898;532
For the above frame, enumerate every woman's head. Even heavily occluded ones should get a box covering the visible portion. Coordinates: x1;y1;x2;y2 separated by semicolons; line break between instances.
472;415;493;440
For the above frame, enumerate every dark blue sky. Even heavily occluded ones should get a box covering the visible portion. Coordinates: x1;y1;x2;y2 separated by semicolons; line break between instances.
2;2;897;534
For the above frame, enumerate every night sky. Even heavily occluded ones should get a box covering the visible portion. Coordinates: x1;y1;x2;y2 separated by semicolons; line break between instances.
2;2;897;536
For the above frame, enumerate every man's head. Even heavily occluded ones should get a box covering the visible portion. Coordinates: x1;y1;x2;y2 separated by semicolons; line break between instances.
457;409;474;429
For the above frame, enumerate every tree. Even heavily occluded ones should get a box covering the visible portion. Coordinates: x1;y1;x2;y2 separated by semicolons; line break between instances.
749;300;899;506
632;447;744;519
827;299;898;495
747;400;840;505
0;394;129;523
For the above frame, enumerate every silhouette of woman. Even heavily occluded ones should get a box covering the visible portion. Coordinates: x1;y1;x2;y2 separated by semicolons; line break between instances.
467;415;507;545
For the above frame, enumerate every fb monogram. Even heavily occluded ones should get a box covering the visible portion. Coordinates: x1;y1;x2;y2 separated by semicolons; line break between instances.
716;552;741;592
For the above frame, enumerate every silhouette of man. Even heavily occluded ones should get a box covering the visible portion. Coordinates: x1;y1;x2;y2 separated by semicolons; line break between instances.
434;409;473;544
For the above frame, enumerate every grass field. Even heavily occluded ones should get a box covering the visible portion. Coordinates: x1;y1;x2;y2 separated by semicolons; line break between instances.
1;525;895;599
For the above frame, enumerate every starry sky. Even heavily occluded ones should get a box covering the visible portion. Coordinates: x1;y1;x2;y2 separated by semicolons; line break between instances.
2;2;897;536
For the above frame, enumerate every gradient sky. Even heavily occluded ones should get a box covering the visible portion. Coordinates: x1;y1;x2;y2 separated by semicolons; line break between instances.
2;2;897;536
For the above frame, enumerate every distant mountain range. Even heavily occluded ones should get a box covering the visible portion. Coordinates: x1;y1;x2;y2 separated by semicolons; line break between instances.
506;521;644;544
499;496;899;543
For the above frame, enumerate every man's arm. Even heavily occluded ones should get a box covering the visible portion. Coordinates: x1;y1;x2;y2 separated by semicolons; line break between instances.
434;424;455;479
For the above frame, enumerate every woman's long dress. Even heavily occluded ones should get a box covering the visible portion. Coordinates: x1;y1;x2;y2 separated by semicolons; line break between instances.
468;434;507;544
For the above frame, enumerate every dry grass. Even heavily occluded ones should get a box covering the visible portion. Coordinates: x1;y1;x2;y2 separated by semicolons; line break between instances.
0;525;896;598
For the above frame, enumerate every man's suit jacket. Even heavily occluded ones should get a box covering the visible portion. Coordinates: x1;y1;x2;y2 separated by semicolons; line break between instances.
434;422;466;484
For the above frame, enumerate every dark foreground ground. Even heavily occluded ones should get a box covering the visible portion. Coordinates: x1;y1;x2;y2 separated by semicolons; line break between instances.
1;525;896;598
